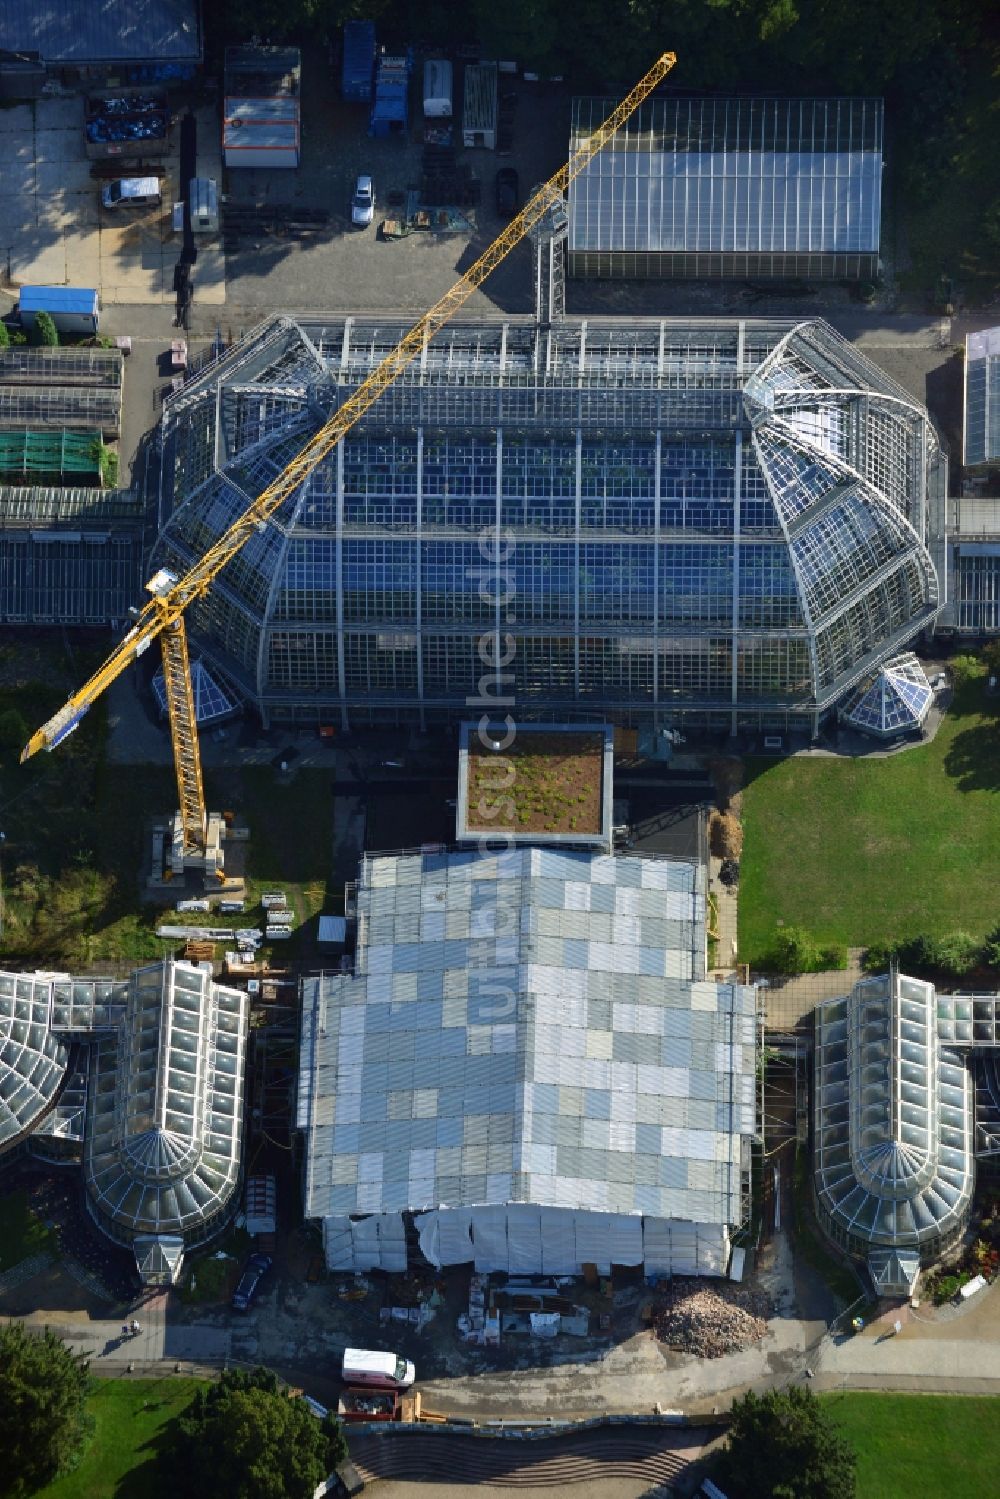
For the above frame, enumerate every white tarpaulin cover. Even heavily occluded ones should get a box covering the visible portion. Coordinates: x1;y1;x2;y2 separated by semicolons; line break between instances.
412;1204;728;1276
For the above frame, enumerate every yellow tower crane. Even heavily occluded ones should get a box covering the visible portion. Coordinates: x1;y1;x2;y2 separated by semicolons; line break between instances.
22;52;677;879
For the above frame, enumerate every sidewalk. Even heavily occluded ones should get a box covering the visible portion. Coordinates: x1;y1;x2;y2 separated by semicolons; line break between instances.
19;1297;230;1370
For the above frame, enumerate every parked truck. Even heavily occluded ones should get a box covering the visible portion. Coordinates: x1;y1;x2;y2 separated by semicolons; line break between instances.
84;86;170;159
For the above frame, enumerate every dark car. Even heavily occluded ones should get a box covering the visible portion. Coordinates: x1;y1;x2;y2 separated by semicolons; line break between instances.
495;167;519;218
231;1252;273;1311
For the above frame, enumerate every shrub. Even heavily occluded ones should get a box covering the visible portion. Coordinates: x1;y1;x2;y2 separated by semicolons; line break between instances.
0;320;9;348
768;926;823;975
861;941;895;973
984;925;1000;971
710;809;744;859
33;311;59;347
819;942;849;970
930;930;981;975
0;707;28;752
949;653;984;687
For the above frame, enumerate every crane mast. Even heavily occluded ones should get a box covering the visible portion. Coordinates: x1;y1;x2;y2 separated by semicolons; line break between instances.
22;52;677;874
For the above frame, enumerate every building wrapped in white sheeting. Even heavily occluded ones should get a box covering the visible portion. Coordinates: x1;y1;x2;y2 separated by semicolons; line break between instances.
298;847;758;1277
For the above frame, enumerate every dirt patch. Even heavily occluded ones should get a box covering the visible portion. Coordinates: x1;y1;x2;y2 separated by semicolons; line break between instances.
466;732;604;836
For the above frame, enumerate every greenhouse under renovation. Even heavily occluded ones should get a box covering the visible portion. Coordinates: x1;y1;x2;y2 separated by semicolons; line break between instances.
0;960;247;1285
0;485;146;625
297;846;758;1277
567;96;883;281
155;313;945;737
814;970;1000;1295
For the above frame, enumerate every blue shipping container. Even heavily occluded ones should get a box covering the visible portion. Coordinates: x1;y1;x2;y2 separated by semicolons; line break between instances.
19;286;100;334
369;52;410;138
342;21;376;103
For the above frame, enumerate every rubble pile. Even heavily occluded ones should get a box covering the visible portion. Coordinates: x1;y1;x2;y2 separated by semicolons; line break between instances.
654;1278;771;1358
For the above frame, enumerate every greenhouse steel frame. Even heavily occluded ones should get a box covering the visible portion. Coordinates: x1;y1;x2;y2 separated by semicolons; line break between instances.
0;962;248;1283
963;327;1000;467
0;485;146;625
155;313;945;736
812;971;1000;1293
568;96;883;281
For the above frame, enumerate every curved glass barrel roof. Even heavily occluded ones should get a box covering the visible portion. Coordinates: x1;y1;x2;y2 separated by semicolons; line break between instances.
841;651;932;738
814;972;974;1292
0;973;70;1149
84;961;247;1252
153;314;943;732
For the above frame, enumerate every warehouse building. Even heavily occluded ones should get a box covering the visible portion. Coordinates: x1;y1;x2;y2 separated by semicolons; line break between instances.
297;847;758;1278
568;96;883;282
155;313;945;738
0;961;247;1285
940;493;1000;638
814;970;1000;1295
0;0;201;71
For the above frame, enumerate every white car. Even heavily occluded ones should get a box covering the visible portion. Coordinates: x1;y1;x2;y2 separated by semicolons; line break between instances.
351;175;375;227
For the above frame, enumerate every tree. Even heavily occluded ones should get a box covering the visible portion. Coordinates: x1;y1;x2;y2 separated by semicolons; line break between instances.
33;311;59;347
715;1385;856;1499
0;707;28;752
0;320;9;348
159;1365;348;1499
768;925;821;974
0;1324;92;1498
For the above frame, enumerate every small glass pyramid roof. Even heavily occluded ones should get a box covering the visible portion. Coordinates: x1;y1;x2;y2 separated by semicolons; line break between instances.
842;652;932;739
152;658;237;726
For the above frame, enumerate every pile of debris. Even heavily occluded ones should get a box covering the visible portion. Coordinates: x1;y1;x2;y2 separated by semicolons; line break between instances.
654;1278;771;1359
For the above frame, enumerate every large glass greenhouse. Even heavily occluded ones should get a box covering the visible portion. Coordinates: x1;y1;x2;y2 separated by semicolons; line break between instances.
0;962;247;1285
154;314;945;737
813;971;1000;1294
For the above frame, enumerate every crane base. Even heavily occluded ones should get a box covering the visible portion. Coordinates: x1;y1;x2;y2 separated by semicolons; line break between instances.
169;810;226;882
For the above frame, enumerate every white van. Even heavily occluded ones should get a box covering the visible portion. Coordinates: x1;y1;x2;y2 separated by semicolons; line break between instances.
422;58;453;119
341;1347;415;1389
101;176;162;210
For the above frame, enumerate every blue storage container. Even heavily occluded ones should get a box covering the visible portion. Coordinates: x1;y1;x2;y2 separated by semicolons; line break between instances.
342;21;376;103
19;286;100;335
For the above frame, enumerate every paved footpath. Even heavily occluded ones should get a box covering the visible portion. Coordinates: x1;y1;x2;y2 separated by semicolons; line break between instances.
19;1293;230;1370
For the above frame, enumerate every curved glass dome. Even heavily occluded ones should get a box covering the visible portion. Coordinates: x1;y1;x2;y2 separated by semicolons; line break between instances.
0;973;69;1149
154;315;944;732
814;972;974;1291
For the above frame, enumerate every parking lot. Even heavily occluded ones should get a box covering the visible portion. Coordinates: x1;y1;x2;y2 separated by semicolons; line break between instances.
0;94;223;308
217;49;571;327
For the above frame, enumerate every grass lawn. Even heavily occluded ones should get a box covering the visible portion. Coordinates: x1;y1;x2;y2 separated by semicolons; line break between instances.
0;1188;57;1272
738;672;1000;964
36;1379;202;1499
821;1392;1000;1498
0;629;334;967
